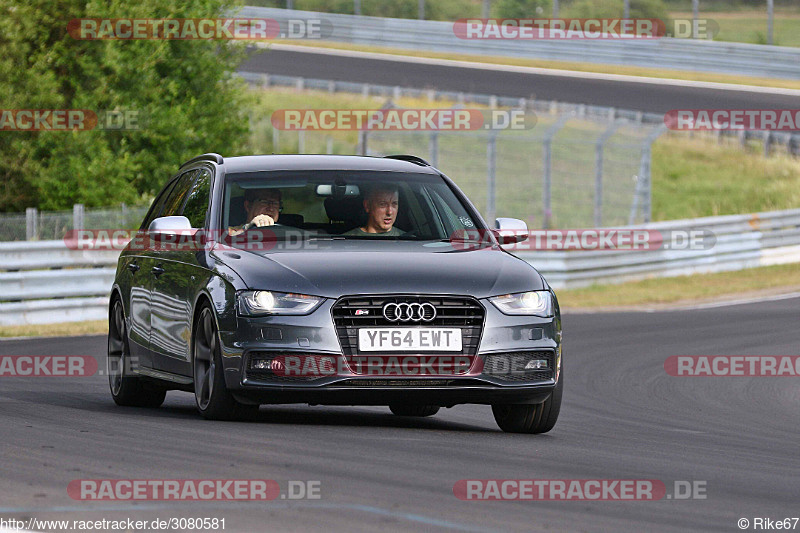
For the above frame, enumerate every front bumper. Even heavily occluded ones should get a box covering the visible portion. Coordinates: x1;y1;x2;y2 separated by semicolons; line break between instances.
219;298;562;406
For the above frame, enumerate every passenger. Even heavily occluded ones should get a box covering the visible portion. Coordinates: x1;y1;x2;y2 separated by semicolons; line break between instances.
344;185;404;236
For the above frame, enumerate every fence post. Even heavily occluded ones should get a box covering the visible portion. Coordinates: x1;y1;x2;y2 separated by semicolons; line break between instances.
542;114;572;229
429;131;439;168
298;130;305;153
628;124;667;224
594;121;623;227
273;126;280;153
73;204;84;231
486;132;497;225
26;207;38;241
326;136;334;154
357;130;368;155
763;131;772;157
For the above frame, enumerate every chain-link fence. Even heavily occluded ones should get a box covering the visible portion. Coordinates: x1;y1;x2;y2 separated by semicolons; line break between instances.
0;204;149;242
263;84;667;228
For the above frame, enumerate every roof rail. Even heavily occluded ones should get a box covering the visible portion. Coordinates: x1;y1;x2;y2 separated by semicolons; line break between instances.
180;153;223;169
383;154;430;166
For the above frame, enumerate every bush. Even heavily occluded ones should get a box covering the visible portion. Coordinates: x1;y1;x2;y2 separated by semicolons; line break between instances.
0;0;250;211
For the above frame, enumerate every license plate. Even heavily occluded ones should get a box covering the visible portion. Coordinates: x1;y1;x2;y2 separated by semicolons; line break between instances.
358;328;462;352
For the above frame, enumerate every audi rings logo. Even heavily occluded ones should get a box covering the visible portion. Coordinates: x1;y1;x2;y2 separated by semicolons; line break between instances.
383;302;437;322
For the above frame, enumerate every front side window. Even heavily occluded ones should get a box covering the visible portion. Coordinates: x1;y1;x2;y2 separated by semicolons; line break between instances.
161;170;197;218
181;169;212;228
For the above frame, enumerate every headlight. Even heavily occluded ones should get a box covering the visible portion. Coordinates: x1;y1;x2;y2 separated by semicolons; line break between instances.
237;290;324;316
489;291;553;317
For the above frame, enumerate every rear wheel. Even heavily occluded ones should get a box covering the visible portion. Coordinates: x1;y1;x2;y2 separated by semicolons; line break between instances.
107;298;166;408
193;305;259;421
389;405;440;417
491;372;562;434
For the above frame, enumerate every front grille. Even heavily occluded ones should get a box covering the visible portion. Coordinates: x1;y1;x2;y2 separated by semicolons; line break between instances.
331;295;485;375
482;351;555;382
245;351;329;382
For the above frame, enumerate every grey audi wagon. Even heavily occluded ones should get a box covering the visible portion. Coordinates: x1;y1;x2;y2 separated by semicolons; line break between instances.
108;153;562;433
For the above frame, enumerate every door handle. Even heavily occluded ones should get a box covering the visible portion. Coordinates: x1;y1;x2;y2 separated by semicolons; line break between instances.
128;263;140;273
151;265;165;277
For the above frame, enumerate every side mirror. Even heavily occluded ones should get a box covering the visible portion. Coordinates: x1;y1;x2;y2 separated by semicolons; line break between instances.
493;218;529;244
148;215;193;233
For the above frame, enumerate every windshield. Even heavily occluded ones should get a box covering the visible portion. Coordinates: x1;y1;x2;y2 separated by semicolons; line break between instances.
220;170;483;243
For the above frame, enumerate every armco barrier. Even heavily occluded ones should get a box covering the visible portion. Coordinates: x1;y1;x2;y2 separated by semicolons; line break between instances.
239;6;800;80
2;208;800;325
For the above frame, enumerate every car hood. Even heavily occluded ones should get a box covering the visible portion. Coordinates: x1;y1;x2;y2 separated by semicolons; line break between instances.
215;240;544;299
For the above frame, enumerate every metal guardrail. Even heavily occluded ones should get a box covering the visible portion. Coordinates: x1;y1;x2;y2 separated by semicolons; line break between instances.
3;208;800;325
239;6;800;80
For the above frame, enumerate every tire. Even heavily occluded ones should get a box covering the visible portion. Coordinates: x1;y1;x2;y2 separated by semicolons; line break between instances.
389;405;440;417
491;372;563;434
193;304;259;421
107;298;167;408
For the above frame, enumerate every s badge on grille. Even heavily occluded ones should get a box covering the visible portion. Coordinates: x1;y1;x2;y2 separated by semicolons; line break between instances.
354;309;369;316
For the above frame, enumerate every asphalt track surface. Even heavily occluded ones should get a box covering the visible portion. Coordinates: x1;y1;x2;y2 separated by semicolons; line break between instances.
240;47;800;113
1;297;799;532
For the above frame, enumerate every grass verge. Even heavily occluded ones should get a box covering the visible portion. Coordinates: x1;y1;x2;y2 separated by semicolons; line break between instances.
671;11;800;47
0;320;108;339
557;262;800;309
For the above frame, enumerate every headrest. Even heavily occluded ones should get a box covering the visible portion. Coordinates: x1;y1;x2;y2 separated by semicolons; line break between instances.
324;196;365;226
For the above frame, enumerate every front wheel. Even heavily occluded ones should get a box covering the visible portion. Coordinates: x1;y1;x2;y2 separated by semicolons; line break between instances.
107;298;166;408
193;305;259;421
491;372;562;434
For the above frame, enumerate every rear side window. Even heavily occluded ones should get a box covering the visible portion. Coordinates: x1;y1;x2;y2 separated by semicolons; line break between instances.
182;169;212;228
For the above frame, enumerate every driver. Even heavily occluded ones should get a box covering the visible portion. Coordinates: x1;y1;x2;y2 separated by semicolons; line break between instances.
228;188;281;236
344;185;404;237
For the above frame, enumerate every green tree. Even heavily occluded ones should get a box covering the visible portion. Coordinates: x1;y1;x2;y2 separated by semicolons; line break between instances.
0;0;250;211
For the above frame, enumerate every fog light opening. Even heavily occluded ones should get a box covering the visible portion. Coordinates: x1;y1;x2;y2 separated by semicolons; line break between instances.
524;359;549;370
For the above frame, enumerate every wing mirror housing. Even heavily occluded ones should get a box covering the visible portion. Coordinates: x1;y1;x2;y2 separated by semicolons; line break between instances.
493;218;529;244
